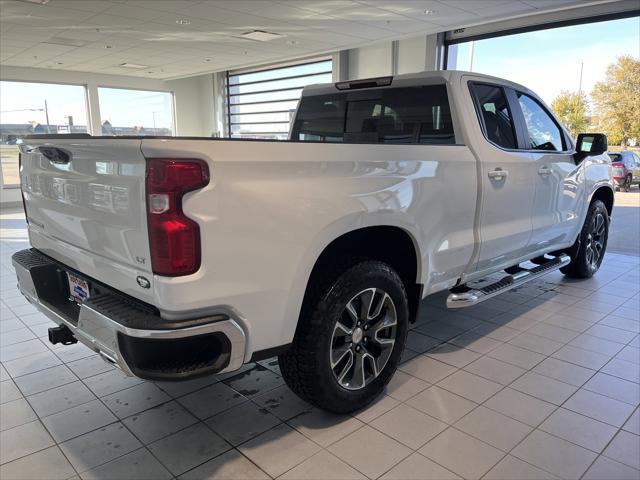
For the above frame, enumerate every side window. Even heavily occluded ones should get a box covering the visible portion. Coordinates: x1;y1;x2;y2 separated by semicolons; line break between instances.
470;84;517;149
625;156;635;169
291;85;455;144
517;93;564;152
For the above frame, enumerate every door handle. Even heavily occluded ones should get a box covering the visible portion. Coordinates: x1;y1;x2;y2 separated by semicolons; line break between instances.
538;166;551;176
488;168;508;180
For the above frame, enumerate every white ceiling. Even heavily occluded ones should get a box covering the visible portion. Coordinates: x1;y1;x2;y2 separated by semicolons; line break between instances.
0;0;616;79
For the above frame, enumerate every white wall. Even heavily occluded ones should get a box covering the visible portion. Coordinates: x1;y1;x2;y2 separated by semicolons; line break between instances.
166;73;217;138
0;66;215;137
343;33;441;80
347;43;393;79
396;36;428;75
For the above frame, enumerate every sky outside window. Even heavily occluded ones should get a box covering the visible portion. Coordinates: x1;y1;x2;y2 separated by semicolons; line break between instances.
447;16;640;105
97;87;174;135
0;81;88;131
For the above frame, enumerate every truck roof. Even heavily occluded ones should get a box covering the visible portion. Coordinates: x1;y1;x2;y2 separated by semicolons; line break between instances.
301;69;533;97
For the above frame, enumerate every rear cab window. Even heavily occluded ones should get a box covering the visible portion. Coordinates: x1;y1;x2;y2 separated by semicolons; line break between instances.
291;85;455;145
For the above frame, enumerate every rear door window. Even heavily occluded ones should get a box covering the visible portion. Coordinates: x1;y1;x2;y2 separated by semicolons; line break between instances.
625;155;635;169
291;85;455;144
469;84;517;149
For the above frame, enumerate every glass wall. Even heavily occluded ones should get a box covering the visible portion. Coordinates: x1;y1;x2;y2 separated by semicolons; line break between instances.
227;59;333;140
0;81;89;186
98;87;174;136
445;16;639;106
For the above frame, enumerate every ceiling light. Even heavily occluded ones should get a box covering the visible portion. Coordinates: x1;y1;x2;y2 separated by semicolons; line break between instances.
119;62;149;69
104;45;112;49
286;40;298;45
15;0;49;4
236;30;284;42
424;9;436;15
176;19;191;25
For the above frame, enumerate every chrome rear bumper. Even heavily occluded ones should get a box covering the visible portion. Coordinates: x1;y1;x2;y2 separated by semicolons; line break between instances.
12;249;246;380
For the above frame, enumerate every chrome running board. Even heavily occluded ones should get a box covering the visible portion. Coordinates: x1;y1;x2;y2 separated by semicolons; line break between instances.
447;254;571;309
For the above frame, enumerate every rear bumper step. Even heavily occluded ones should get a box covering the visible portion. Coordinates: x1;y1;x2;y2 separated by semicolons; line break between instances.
447;254;570;309
12;248;246;381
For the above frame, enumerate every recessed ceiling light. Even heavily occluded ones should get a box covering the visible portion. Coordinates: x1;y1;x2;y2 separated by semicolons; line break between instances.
205;58;212;62
286;40;298;45
104;45;112;49
119;62;149;69
236;30;284;42
424;9;436;15
176;19;191;25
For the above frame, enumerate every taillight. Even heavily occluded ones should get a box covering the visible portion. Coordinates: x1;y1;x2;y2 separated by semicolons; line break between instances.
145;159;209;276
612;162;624;168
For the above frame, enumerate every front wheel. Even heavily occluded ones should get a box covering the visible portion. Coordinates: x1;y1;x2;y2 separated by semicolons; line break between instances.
278;260;408;413
560;200;609;278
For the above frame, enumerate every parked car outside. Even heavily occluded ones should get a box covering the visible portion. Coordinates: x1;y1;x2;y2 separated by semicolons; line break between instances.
609;150;640;191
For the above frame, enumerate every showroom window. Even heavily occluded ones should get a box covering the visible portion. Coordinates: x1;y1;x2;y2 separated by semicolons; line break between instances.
227;58;333;140
98;87;174;136
0;80;88;187
291;85;455;144
445;16;639;105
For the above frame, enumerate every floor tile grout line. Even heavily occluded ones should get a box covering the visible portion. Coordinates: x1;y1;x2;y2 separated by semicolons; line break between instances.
395;295;638;473
0;418;82;478
490;331;640;476
71;366;297;478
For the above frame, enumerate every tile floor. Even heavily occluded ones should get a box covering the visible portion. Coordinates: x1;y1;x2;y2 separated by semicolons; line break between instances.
0;196;639;480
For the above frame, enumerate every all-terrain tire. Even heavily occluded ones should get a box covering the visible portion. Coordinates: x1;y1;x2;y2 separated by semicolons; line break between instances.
278;259;408;413
560;200;609;278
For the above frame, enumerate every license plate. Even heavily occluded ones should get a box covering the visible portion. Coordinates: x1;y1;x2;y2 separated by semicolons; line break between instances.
67;273;90;303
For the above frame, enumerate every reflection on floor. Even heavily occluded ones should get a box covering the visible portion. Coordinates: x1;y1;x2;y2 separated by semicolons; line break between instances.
1;208;638;480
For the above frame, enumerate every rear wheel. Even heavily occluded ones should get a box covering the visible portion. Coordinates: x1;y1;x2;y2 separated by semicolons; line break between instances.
278;260;408;413
624;175;632;192
560;200;609;278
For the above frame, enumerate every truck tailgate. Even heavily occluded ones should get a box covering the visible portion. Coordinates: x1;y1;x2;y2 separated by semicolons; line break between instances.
19;137;154;300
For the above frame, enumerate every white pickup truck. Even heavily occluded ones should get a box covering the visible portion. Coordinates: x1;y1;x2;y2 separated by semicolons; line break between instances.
13;70;614;413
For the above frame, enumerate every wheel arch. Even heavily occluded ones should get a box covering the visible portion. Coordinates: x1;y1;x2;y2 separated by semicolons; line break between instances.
301;225;423;324
590;185;614;216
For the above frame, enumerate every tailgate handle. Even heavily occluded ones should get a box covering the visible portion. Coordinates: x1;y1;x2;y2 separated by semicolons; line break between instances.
38;147;71;164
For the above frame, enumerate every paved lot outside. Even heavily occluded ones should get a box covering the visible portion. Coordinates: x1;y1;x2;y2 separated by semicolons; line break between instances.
0;195;638;480
609;190;640;257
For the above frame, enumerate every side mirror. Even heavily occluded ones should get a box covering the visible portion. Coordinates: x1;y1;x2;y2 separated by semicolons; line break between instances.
574;133;608;162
